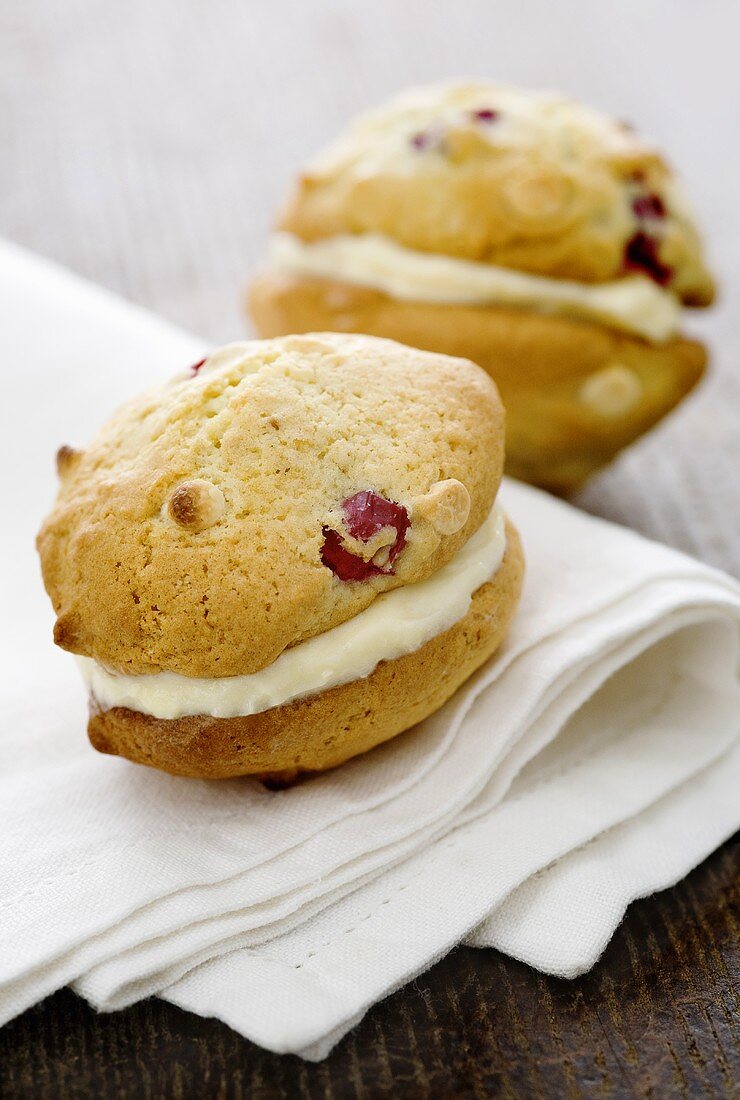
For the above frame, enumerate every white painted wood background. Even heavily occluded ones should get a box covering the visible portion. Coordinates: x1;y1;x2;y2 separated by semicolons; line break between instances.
2;0;739;571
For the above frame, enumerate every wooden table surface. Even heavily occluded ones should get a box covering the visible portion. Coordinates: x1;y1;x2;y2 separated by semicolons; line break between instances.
2;1;739;1095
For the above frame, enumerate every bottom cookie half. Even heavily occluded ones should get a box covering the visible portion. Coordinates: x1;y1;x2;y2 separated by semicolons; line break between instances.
88;519;524;781
249;274;706;494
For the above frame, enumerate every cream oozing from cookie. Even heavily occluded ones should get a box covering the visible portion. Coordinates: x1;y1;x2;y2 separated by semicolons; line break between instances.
79;502;507;720
268;232;681;342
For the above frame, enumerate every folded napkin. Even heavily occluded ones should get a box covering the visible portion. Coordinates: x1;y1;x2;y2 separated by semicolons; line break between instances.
2;240;739;1060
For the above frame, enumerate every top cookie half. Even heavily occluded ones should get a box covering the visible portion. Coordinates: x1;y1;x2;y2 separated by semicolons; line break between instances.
37;334;504;678
278;81;714;306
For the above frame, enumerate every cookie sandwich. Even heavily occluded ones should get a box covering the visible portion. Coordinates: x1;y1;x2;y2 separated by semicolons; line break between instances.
250;82;714;493
37;334;524;780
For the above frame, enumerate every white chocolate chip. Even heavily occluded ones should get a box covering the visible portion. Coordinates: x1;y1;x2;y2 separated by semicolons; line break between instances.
413;479;471;536
168;479;226;532
56;444;82;478
325;287;356;310
500;166;573;222
580;364;643;418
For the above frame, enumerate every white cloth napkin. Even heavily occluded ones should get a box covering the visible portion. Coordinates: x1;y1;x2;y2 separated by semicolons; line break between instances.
2;240;739;1060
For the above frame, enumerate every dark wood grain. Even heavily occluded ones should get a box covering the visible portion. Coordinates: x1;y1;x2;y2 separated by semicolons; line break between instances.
1;836;737;1100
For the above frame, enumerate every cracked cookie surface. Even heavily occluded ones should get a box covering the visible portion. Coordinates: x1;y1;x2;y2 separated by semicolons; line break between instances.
279;81;714;303
37;333;504;678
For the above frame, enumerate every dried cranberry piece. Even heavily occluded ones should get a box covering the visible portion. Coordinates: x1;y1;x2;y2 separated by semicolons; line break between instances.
320;528;382;582
342;490;409;551
624;232;673;286
190;357;207;376
410;130;431;150
409;128;449;154
632;193;666;220
321;491;410;582
469;108;499;123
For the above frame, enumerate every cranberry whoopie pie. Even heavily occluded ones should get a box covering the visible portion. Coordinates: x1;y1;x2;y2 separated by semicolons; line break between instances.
37;334;523;780
250;81;715;494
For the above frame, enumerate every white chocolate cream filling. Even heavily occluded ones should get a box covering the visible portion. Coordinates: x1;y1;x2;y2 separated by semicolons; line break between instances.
79;503;508;721
268;232;680;343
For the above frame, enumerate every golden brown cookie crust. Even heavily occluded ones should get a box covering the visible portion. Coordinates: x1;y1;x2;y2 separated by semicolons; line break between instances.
87;519;524;779
37;334;505;677
279;82;714;305
249;275;706;495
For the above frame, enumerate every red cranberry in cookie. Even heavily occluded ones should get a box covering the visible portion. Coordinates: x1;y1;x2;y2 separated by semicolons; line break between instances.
469;108;499;123
624;231;673;286
321;491;410;582
632;193;666;220
410;130;431;150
